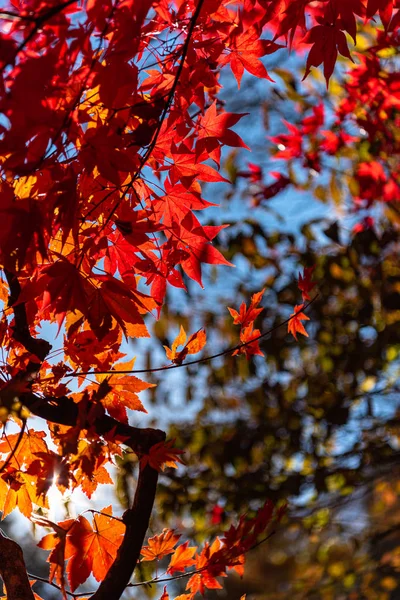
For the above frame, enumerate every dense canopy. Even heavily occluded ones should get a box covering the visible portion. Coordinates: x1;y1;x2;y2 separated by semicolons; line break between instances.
0;1;399;599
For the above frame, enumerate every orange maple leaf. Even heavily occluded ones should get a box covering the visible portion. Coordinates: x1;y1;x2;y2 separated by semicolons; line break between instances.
141;529;181;561
95;359;154;422
228;288;265;327
186;539;225;596
164;326;206;365
140;439;185;472
232;323;264;359
166;541;197;575
288;304;310;340
38;507;125;592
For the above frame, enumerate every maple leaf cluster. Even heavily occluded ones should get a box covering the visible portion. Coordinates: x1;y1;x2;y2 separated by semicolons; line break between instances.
0;0;391;598
269;27;400;221
287;266;316;341
228;288;266;358
138;499;286;600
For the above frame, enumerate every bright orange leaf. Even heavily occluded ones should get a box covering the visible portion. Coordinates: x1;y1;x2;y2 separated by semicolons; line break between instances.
164;326;206;365
141;529;181;561
166;541;197;575
288;304;310;341
140;439;186;472
38;507;125;591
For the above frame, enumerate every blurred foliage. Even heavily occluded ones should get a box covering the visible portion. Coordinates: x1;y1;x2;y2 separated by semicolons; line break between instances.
124;42;400;597
120;209;400;598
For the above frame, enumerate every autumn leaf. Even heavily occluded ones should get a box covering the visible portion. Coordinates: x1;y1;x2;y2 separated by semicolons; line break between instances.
0;468;47;519
166;541;197;575
232;323;264;359
140;439;186;472
164;326;206;365
288;304;310;340
298;266;316;301
366;0;393;28
228;288;265;327
38;507;125;591
303;23;353;86
219;25;281;88
141;529;181;561
196;102;249;164
186;540;225;596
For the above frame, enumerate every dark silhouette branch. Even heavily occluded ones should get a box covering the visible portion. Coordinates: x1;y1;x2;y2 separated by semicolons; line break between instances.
91;460;161;600
0;532;35;600
0;418;26;474
5;270;52;361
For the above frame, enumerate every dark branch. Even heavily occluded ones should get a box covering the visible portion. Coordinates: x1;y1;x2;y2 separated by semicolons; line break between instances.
91;461;161;600
5;270;52;361
0;532;35;600
22;391;165;455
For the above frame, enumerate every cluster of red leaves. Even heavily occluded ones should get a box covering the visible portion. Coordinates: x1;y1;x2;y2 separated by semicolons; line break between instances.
287;267;316;341
227;270;315;349
139;499;286;600
270;29;400;219
236;163;291;206
0;0;384;595
228;288;265;358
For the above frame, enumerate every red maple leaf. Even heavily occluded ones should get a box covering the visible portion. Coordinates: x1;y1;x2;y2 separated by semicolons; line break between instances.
303;22;353;85
288;304;310;340
228;288;265;327
366;0;394;28
220;25;281;88
196;102;249;165
298;266;316;301
233;323;264;358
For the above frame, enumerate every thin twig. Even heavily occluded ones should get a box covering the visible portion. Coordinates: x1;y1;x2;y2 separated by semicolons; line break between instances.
71;295;319;376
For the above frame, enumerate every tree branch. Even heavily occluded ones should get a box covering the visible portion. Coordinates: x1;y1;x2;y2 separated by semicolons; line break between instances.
22;391;165;455
5;270;52;362
91;460;161;600
0;532;35;600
